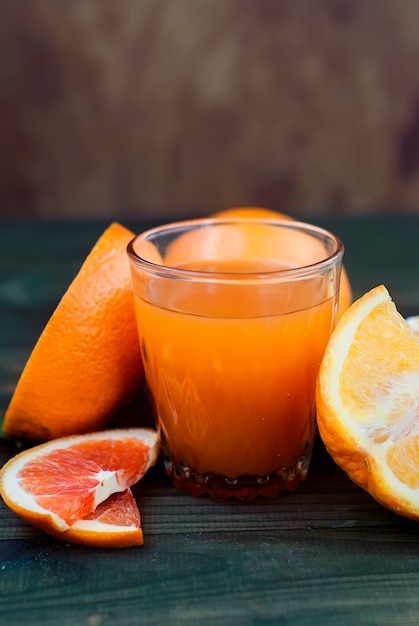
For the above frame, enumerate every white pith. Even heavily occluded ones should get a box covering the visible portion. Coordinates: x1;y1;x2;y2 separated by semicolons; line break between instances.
407;316;419;335
93;469;127;507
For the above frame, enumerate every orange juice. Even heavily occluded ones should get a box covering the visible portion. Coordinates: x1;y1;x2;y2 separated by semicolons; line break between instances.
128;218;344;500
133;257;336;499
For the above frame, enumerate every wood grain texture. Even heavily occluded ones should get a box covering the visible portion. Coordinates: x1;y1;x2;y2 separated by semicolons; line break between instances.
2;1;419;219
1;216;419;626
1;438;419;626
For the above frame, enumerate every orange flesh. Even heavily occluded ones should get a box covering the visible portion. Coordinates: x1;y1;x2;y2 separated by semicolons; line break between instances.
84;489;141;527
135;257;337;478
386;435;419;489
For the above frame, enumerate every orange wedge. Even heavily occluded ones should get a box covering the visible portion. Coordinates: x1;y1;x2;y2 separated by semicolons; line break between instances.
3;222;145;441
0;428;160;547
316;285;419;520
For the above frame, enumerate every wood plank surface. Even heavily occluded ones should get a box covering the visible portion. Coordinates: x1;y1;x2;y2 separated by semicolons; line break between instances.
1;215;419;626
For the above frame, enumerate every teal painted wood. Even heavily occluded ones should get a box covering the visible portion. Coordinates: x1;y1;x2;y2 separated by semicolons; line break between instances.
1;215;419;626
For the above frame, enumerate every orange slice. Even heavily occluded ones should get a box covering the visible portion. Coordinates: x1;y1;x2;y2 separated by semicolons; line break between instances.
3;222;145;441
0;428;160;547
316;285;419;520
212;207;352;318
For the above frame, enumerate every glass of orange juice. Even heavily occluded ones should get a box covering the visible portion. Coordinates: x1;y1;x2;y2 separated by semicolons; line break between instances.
128;218;344;501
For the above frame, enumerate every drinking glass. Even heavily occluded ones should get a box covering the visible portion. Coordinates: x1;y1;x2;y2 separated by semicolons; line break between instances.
128;218;344;501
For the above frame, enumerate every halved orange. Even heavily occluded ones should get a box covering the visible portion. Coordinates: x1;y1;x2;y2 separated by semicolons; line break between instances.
316;285;419;520
0;428;160;547
213;207;352;318
3;222;145;441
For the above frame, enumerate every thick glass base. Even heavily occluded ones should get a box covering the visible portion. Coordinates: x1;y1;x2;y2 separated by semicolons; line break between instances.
164;453;311;502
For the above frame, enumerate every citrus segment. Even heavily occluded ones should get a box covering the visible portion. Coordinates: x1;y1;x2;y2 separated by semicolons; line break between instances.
211;207;352;318
85;489;141;526
316;285;419;520
0;428;160;547
3;222;145;441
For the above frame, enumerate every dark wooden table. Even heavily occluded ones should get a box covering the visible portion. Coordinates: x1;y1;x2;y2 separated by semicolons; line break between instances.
1;214;419;626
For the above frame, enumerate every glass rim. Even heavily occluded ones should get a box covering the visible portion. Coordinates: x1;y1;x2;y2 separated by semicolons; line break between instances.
127;217;344;282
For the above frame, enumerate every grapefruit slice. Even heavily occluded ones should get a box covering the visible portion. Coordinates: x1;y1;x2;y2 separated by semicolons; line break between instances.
0;428;160;547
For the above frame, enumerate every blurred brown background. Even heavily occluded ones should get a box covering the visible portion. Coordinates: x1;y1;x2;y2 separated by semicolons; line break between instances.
2;0;419;220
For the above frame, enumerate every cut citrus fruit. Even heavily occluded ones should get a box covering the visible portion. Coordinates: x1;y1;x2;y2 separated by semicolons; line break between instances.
3;222;145;441
212;207;352;319
0;428;160;547
316;285;419;520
